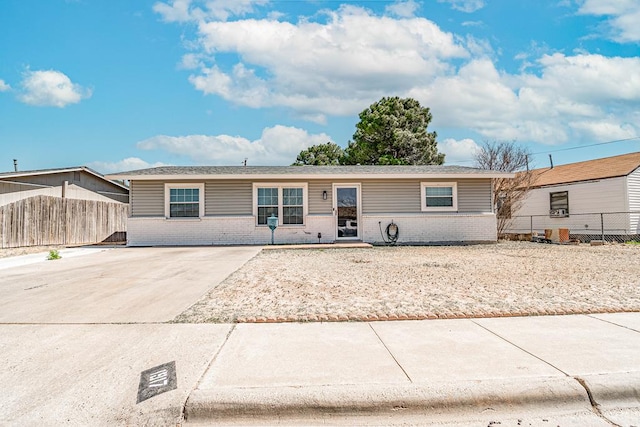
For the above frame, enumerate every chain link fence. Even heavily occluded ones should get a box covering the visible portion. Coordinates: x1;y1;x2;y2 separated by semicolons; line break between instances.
503;211;640;243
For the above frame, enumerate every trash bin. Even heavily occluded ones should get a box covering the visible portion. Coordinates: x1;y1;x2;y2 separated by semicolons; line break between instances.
559;228;569;243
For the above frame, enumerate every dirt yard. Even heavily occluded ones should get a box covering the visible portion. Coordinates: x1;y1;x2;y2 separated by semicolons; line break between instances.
174;241;640;323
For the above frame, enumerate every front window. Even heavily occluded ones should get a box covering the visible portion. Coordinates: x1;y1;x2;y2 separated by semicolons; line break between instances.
283;188;303;225
257;187;278;225
254;183;307;226
165;183;204;218
421;182;457;211
550;191;569;217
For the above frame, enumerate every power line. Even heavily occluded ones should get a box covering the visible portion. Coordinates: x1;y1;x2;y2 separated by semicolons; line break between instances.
446;135;640;165
529;136;640;156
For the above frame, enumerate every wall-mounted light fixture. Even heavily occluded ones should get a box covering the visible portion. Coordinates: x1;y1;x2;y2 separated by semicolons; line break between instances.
322;190;327;200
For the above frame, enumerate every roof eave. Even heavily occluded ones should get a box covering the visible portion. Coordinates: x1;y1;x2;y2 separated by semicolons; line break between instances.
531;173;629;188
106;172;515;180
0;166;130;192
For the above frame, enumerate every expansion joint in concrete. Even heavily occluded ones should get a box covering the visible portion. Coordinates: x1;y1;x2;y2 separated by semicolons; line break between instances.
470;320;569;376
587;314;640;334
182;324;237;423
574;376;622;427
368;322;413;383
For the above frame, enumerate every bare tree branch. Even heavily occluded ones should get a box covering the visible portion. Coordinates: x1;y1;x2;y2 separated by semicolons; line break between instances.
474;141;534;236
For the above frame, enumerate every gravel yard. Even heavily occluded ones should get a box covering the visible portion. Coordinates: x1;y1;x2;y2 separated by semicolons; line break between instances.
177;241;640;323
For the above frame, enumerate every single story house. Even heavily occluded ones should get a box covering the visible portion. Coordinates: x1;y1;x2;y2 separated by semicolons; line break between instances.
0;166;130;206
107;165;513;246
505;152;640;239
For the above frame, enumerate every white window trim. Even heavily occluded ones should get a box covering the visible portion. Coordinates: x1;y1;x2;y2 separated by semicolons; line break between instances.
164;183;205;219
253;182;308;226
421;182;458;212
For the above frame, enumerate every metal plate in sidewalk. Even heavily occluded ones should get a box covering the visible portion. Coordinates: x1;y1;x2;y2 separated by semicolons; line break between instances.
137;361;177;403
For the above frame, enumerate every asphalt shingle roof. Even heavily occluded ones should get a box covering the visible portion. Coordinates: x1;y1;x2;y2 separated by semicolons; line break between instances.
109;164;506;177
527;152;640;188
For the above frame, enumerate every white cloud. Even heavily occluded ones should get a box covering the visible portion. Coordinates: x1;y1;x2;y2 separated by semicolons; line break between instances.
437;0;485;13
179;53;204;69
188;5;468;115
18;69;91;107
438;138;480;164
159;3;640;147
153;0;192;22
0;79;10;92
569;119;637;142
385;0;420;18
89;157;168;174
461;20;483;27
577;0;640;43
137;125;334;165
411;53;640;145
154;0;268;22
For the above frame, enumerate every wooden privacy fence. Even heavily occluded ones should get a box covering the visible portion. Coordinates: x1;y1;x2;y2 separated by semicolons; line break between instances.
0;195;128;248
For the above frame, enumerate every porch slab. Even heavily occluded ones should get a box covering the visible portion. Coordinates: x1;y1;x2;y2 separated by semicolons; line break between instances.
262;242;372;250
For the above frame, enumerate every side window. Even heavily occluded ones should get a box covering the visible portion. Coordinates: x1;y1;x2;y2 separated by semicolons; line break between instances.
550;191;569;217
421;182;458;211
165;183;204;218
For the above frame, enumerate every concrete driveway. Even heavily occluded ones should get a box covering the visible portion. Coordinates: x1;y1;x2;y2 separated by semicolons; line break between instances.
0;246;262;323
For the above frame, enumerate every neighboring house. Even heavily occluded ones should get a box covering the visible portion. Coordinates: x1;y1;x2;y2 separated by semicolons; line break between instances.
106;165;513;246
506;152;640;239
0;166;129;206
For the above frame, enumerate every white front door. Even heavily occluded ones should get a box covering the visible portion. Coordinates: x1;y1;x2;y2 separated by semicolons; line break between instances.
333;184;361;240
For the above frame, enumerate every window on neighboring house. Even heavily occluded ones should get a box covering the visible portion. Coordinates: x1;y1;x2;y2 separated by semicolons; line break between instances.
550;191;569;217
421;182;457;211
497;193;511;219
165;183;204;218
254;184;307;225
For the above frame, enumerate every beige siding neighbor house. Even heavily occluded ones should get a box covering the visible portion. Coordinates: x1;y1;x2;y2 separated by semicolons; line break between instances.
506;152;640;240
107;165;513;246
0;166;129;206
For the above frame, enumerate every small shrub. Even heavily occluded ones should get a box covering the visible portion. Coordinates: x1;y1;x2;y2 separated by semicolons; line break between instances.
47;249;61;260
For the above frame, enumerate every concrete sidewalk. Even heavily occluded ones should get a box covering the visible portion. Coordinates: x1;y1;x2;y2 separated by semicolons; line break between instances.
0;245;114;270
185;313;640;426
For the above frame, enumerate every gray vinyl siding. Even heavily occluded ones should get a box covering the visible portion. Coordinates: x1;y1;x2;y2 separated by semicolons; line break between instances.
308;180;333;214
131;180;164;216
361;178;492;214
205;180;252;215
361;180;421;213
130;177;493;217
457;179;492;212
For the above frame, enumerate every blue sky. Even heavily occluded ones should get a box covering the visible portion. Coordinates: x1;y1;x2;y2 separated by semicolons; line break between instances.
1;0;639;173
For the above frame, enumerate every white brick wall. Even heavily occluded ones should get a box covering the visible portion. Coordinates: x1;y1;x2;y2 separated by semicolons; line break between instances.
363;214;497;244
127;213;497;246
127;215;335;246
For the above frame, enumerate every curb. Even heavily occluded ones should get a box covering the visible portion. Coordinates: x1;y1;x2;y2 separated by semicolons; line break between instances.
234;309;638;324
580;372;640;409
184;377;591;423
